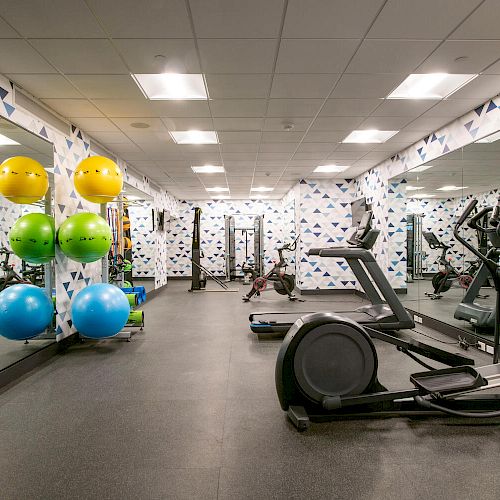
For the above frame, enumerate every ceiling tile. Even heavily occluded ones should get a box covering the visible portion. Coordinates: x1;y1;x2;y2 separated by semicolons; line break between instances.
210;99;267;117
0;0;104;38
401;116;450;132
310;116;364;131
70;117;120;132
293;152;328;160
276;39;359;73
484;59;500;75
362;151;391;161
267;99;323;117
359;116;413;129
41;98;103;118
198;39;276;73
423;99;482;118
154;101;212;118
450;0;500;40
124;130;173;144
367;0;481;39
90;131;136;144
66;74;143;99
326;151;366;160
107;142;143;153
0;17;20;37
92;99;156;117
259;143;297;153
283;0;385;38
448;75;500;99
330;74;405;99
270;74;339;98
302;131;346;143
416;41;500;73
31;39;128;74
263;117;313;132
161;117;214;131
190;0;284;38
86;0;192;38
113;39;200;73
205;74;272;99
220;143;259;152
346;40;439;74
296;143;334;153
261;131;304;143
218;131;261;143
385;131;429;143
221;152;257;161
213;117;264;131
371;99;436;117
258;152;292;160
113;118;167;132
0;40;56;73
8;74;82;98
320;98;381;117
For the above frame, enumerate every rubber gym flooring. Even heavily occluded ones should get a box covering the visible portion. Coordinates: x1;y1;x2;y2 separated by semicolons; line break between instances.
1;281;499;500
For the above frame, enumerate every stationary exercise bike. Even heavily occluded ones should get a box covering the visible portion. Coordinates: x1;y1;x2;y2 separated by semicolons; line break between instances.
275;199;500;431
423;232;474;299
0;247;31;291
242;238;297;302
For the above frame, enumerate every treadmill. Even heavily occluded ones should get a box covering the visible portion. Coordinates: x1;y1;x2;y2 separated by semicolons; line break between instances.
249;211;415;337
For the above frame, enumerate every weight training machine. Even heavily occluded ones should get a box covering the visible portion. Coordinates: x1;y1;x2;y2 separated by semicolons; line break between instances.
275;198;500;431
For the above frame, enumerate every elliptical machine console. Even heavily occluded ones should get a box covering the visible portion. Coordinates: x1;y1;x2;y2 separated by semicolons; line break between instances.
275;198;500;431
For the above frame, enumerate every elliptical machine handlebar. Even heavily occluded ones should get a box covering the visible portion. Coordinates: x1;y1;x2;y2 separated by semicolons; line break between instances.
279;237;298;253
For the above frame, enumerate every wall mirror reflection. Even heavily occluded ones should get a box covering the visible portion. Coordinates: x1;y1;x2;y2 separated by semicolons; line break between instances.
106;183;155;295
394;131;500;348
0;116;56;370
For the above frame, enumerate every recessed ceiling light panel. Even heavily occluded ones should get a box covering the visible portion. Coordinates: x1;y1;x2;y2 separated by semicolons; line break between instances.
342;130;398;143
411;193;435;198
206;187;229;192
0;133;20;146
170;130;218;144
387;73;477;99
313;164;350;173
132;73;208;100
436;185;468;191
191;165;225;174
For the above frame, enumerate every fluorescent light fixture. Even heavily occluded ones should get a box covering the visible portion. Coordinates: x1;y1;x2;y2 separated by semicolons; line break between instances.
406;186;425;191
132;73;207;100
411;193;436;198
313;164;350;173
411;164;434;173
170;130;218;144
436;185;468;191
191;165;225;174
251;186;274;192
342;130;398;143
212;195;231;200
387;73;477;99
0;133;20;146
206;187;229;192
475;131;500;143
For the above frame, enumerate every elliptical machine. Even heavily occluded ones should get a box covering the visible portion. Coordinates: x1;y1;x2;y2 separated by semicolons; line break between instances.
275;199;500;431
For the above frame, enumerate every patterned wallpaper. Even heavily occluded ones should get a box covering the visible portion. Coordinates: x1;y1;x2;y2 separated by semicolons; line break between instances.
128;200;155;278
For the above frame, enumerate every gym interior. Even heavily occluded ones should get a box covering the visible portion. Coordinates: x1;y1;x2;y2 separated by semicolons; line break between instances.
0;2;500;499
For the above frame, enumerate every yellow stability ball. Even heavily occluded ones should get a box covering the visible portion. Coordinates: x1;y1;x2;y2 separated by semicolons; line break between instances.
0;156;49;204
74;156;123;204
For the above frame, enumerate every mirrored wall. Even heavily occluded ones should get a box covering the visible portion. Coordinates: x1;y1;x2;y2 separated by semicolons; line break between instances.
394;131;500;347
0;117;56;370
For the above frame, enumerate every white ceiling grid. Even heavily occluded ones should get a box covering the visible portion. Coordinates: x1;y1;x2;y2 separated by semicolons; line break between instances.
0;0;498;199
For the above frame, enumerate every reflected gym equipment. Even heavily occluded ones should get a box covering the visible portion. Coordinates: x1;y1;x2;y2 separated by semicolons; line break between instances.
74;156;123;204
9;213;55;264
57;212;112;263
406;213;425;282
0;284;53;340
0;156;49;204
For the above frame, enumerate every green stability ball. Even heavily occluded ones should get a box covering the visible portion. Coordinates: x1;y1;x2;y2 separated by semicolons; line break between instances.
57;212;112;263
9;213;56;264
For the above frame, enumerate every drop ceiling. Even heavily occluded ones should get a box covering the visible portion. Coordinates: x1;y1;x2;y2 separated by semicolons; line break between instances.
394;137;500;197
0;0;499;199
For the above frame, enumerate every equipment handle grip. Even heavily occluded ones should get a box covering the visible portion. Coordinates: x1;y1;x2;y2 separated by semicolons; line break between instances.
456;199;478;226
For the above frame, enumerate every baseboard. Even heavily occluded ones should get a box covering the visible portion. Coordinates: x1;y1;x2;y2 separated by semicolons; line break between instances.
147;283;168;299
299;288;357;295
0;332;79;392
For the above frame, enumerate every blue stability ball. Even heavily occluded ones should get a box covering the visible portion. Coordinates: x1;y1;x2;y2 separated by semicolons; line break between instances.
0;284;54;340
71;283;130;339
